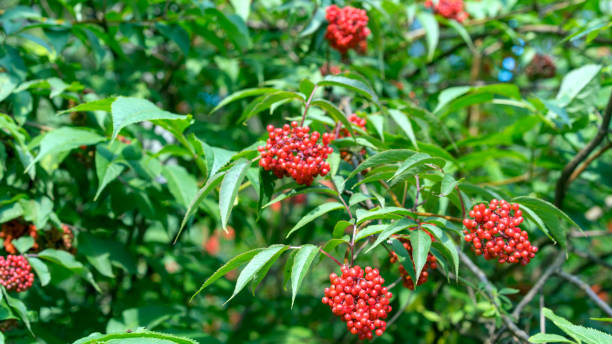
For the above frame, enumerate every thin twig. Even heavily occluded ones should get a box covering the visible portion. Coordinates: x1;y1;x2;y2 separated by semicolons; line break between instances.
568;142;612;183
511;252;566;319
571;249;612;270
319;247;343;267
458;251;531;343
539;294;545;334
414;212;463;223
555;270;612;317
555;90;612;207
299;85;318;127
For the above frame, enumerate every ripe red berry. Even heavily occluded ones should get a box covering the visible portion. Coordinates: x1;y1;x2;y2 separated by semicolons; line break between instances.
322;265;392;340
258;124;335;186
325;5;371;55
388;231;437;289
320;63;342;76
0;255;35;292
463;199;538;265
425;0;468;22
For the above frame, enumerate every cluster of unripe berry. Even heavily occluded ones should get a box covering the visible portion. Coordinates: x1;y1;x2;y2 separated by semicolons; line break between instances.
0;255;34;292
322;265;392;340
388;235;437;289
258;122;334;185
463;199;538;265
526;54;556;80
425;0;468;22
325;5;370;54
0;220;39;254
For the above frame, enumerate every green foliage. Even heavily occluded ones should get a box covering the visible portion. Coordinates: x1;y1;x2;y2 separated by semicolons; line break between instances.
1;0;611;343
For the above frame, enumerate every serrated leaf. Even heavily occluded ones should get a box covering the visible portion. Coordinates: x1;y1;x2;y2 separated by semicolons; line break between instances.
300;7;325;37
175;172;224;244
333;220;353;239
354;224;387;242
440;174;459;197
543;308;612;344
2;289;31;333
72;329;198;344
528;333;574;343
420;224;459;277
190;248;262;301
210;88;279;114
390;238;417;288
388;109;417;148
57;97;117;115
410;229;432;282
227;245;288;303
219;159;251;230
291;245;319;307
94;142;126;201
356;207;415;224
111;97;185;141
317;75;378;103
556;64;601;107
12;237;33;253
310;99;356;139
238;91;305;123
347;149;417;181
162;164;198;209
26;257;50;286
417;12;439;61
389;153;445;184
366;218;417;253
26;127;105;172
286;202;344;238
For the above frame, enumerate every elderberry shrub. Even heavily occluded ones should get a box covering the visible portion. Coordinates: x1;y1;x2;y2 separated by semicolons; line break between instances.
258;121;335;186
322;265;392;340
463;199;538;265
0;255;35;292
325;5;371;55
425;0;468;22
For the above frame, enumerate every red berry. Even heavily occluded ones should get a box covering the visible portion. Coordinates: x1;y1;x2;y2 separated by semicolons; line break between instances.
388;229;437;290
322;265;392;339
463;199;537;265
425;0;468;22
325;5;371;54
0;255;35;292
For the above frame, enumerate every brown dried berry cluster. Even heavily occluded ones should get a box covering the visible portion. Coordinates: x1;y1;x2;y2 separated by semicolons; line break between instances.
525;54;556;80
463;199;538;265
44;224;76;254
0;255;34;292
325;5;371;55
388;234;437;289
322;265;392;340
0;220;39;254
425;0;468;22
258;122;334;186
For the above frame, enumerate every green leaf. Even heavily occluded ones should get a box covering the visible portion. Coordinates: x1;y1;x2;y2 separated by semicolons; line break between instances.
310;99;356;139
157;23;190;55
528;333;574;343
26;127;105;172
417;12;439;61
543;308;612;344
57;97;116;115
72;329;198;344
420;224;459;277
440;174;459;197
12;237;34;253
238;91;304;123
26;257;50;286
556;64;601;106
317;75;378;103
333;220;353;239
219;159;251;230
410;229;432;282
94;142;126;201
210;88;279;114
162;164;198;209
110;97;185;141
388;109;417;148
1;289;31;333
354;224;388;242
291;245;319;307
230;0;251;22
228;245;288;303
513;196;580;242
390;238;417;288
366;218;417;253
443;18;474;51
389;153;445;184
190;248;262;301
300;7;325;37
0;73;19;102
38;249;84;270
286;202;345;238
356;207;415;224
347;149;417;181
434;86;471;113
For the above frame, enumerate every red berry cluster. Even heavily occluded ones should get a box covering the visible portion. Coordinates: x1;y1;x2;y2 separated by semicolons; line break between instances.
322;265;392;340
0;255;34;292
338;114;367;139
258;122;335;186
425;0;468;22
325;5;371;54
0;220;38;254
463;199;538;265
525;54;556;80
388;235;437;289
